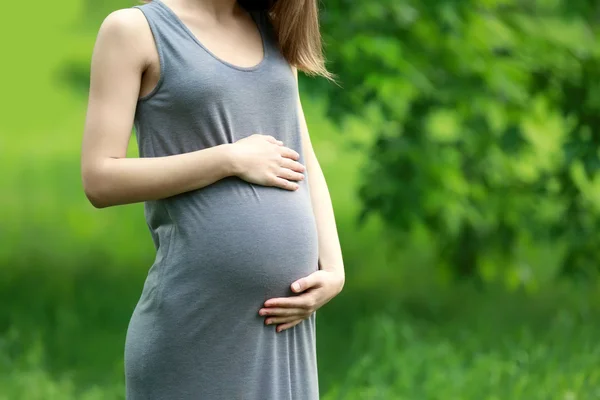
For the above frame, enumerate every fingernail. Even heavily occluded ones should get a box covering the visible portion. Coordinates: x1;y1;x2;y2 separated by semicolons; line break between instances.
259;310;265;316
292;282;300;291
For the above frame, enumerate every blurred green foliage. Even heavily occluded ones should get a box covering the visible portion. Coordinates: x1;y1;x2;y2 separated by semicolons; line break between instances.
315;0;600;288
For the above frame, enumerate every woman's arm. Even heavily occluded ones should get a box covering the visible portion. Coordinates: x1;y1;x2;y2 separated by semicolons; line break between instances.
81;9;236;208
292;68;345;288
259;68;345;333
82;9;304;209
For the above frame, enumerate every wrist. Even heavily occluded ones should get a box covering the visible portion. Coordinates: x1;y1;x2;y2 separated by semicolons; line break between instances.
220;143;241;177
321;265;345;293
334;272;345;293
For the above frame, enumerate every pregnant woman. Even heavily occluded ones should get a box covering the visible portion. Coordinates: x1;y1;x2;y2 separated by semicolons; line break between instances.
80;0;345;398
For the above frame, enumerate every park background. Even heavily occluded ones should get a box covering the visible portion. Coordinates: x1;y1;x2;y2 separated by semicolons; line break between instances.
2;0;600;398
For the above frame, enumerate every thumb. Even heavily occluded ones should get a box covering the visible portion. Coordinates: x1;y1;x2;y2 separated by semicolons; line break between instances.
291;271;320;293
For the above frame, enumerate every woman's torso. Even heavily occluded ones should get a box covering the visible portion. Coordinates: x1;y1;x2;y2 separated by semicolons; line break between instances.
125;3;320;397
132;0;319;304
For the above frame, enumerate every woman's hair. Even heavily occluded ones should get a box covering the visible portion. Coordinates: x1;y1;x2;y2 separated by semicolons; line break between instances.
140;0;333;80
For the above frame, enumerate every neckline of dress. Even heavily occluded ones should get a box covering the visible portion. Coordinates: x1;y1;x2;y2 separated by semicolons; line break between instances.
153;0;268;72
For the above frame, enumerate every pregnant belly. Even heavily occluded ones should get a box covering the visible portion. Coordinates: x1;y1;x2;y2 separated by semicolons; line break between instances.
159;176;320;302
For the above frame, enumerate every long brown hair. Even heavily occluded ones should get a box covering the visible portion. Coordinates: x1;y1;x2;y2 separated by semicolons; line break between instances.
140;0;333;80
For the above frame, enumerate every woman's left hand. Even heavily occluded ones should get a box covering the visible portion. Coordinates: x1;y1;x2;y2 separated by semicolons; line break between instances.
259;269;345;333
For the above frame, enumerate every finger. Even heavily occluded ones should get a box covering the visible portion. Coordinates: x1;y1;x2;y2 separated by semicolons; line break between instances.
277;319;303;333
263;135;284;146
270;176;299;191
279;157;306;173
277;168;305;182
264;294;315;310
279;146;300;161
265;314;306;326
291;272;322;293
259;307;303;317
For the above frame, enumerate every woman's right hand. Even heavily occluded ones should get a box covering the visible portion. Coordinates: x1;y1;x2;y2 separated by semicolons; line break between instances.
229;134;306;191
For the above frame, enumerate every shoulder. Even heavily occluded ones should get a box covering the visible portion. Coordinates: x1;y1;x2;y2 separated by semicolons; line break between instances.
94;7;156;68
98;7;152;43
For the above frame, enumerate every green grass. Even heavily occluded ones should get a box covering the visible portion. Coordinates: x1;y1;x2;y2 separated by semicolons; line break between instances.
2;277;600;399
321;283;600;400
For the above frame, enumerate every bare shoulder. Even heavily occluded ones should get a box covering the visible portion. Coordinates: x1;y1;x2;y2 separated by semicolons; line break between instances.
94;7;156;69
99;7;151;41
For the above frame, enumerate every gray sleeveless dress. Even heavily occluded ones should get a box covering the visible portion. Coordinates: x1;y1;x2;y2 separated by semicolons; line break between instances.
125;1;320;399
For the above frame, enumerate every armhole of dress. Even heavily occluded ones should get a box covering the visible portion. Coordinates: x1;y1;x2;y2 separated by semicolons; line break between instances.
133;5;166;102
